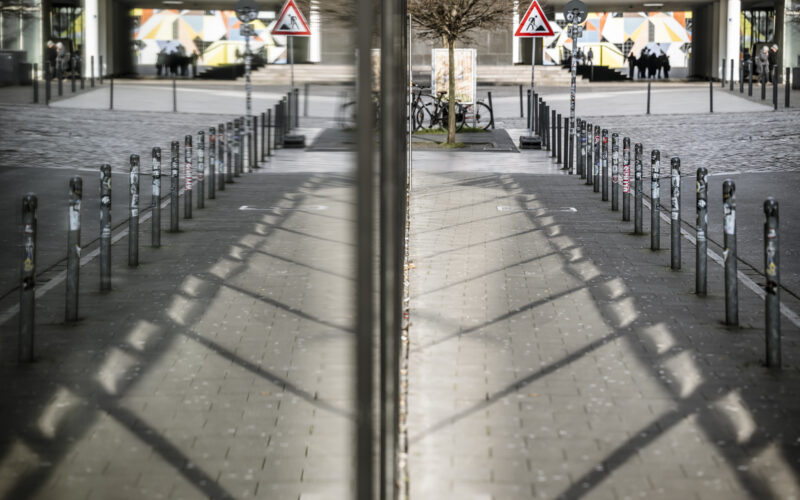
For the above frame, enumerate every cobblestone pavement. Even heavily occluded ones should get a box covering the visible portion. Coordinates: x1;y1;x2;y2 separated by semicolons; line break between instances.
407;149;800;499
0;149;356;499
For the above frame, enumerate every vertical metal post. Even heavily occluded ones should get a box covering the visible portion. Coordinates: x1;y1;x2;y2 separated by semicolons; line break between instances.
218;123;227;191
129;155;140;267
184;135;193;218
748;60;753;96
20;194;37;362
696;167;708;295
32;63;38;103
151;147;161;247
197;131;205;208
261;112;266;162
58;66;63;96
650;150;660;250
208;128;216;200
252;116;258;169
611;132;619;210
90;55;95;87
622;137;631;221
773;66;778;110
786;68;791;108
564;117;570;173
646;81;651;114
226;122;234;183
551;109;557;158
294;87;300;128
519;84;524;117
723;180;738;326
764;197;780;368
487;91;495;129
66;177;82;321
173;78;177;112
740;60;744;93
233;119;241;177
761;68;766;100
709;77;713;113
581;121;589;183
526;90;531;130
634;143;643;234
730;59;734;91
530;36;536;137
170;141;180;231
245;30;252;167
593;125;600;193
670;157;680;270
304;83;309;117
99;55;103;84
722;58;726;87
100;164;112;291
584;122;592;185
109;75;114;110
556;113;562;164
568;23;579;176
601;129;609;201
267;109;272;156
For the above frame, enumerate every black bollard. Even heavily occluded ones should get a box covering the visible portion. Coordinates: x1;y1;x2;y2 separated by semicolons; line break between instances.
709;77;713;113
208;128;216;200
100;164;112;291
650;150;660;250
286;93;292;132
218;123;226;191
786;68;792;108
151;147;161;247
252;116;258;169
764;198;780;368
721;58;726;87
267;109;272;157
646;81;651;114
184;135;193;219
601;129;609;201
519;85;524;118
634;143;643;234
670;157;681;270
748;61;753;96
696;167;708;295
584;122;592;185
611;133;619;210
109;74;114;110
90;55;95;87
233;119;241;177
730;59;734;91
20;193;37;362
58;66;63;96
526;90;531;130
45;63;51;105
551;109;557;159
622;137;631;221
99;55;103;84
294;87;300;128
723;180;738;326
32;63;38;103
761;69;766;100
593;125;600;193
580;121;588;182
66;177;82;322
304;83;309;117
564;117;571;173
740;60;744;93
197;131;205;209
129;155;140;267
773;66;778;110
170;141;180;232
226;121;234;183
556;113;562;164
567;117;574;175
71;57;76;93
261;112;266;162
173;78;177;112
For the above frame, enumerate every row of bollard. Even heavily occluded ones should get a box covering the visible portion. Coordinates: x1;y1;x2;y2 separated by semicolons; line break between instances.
17;100;292;362
33;55;103;105
728;57;793;109
535;107;783;369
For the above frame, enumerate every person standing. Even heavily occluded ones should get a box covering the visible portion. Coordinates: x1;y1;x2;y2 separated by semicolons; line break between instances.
768;44;778;83
46;40;57;77
587;47;594;66
659;51;670;79
55;42;68;78
627;51;637;80
757;46;770;83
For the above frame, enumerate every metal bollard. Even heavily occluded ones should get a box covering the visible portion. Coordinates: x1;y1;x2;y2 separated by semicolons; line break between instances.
173;78;177;112
151;147;161;247
100;164;112;291
723;180;738;326
170;141;179;231
730;59;734;91
748;61;753;96
646;81;651;114
786;68;792;108
611;132;619;210
764;197;780;368
99;55;103;84
584;122;592;185
294;87;299;128
81;72;84;90
226;121;234;183
634;143;643;234
197;131;205;209
740;60;744;93
208;128;216;200
286;93;292;132
304;83;309;117
601;129;609;201
622;137;631;221
581;121;588;183
722;58;726;87
709;77;713;113
267;109;272;157
233;118;241;177
526;90;531;130
45;64;51;105
761;69;766;100
551;109;557;159
261;112;266;162
567;117;574;175
564;117;570;172
773;66;778;110
670;157;680;270
696;167;708;295
650;150;660;250
519;85;524;118
252;115;258;169
32;63;38;103
58;67;63;96
20;193;37;362
90;55;95;87
593;125;600;193
129;155;140;267
556;113;562;164
218;123;227;191
184;135;193;219
66;177;82;322
109;74;114;110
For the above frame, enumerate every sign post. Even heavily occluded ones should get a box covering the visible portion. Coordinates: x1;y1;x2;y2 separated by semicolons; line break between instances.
563;0;587;173
235;0;258;166
515;0;554;148
272;0;311;146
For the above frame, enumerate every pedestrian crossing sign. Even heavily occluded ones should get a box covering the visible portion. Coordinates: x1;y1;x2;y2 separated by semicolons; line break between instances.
271;0;311;36
515;0;555;37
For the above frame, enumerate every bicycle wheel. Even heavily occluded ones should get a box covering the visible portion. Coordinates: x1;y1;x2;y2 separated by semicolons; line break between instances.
454;102;466;132
474;102;493;130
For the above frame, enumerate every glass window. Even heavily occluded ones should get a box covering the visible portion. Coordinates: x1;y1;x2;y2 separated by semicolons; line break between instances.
2;12;20;49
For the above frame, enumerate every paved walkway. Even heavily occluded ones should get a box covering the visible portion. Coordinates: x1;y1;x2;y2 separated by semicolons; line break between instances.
407;145;800;499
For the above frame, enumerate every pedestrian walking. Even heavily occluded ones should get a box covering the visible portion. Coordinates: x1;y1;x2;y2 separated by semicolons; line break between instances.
768;44;779;82
627;52;637;80
757;46;769;82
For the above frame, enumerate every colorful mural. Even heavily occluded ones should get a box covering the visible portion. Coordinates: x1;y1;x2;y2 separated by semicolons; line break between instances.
131;9;291;67
543;12;692;68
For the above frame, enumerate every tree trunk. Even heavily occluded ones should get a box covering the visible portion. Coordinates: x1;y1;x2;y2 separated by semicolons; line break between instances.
447;39;456;144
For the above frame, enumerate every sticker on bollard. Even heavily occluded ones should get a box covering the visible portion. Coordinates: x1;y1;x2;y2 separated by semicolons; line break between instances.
723;180;738;326
593;125;600;192
650;150;661;249
696;167;708;295
184;135;193;219
764;197;780;368
170;141;180;232
226;122;234;183
208;128;216;200
670;157;680;270
66;177;82;322
100;164;112;291
622;137;631;221
634;143;643;234
151;147;161;247
601;129;609;201
611;132;619;210
197;131;205;209
129;154;140;267
20;193;37;362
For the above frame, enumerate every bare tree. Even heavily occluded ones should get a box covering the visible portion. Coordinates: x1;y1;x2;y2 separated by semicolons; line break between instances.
409;0;510;143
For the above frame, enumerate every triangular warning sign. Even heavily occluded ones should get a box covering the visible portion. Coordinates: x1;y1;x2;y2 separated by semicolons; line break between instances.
271;0;311;36
515;0;554;37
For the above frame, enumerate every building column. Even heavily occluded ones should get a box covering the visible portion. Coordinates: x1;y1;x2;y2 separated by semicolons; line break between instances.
726;0;741;77
713;0;725;78
83;0;99;76
309;0;321;63
512;0;521;64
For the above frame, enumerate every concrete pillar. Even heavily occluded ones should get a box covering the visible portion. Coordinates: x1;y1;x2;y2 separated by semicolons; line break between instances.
512;0;521;64
726;0;741;77
713;0;724;79
83;0;99;77
309;0;321;63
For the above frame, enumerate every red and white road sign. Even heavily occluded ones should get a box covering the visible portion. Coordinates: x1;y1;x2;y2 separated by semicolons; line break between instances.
271;0;311;36
515;0;555;37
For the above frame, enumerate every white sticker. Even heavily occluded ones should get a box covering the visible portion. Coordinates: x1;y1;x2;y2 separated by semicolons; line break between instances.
69;201;81;230
724;211;736;235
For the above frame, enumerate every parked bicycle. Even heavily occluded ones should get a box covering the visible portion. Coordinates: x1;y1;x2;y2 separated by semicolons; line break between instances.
411;84;493;131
